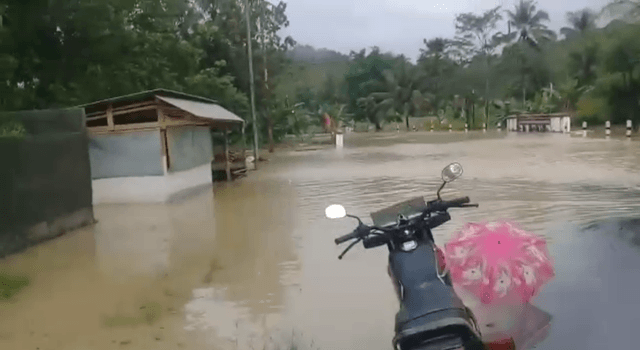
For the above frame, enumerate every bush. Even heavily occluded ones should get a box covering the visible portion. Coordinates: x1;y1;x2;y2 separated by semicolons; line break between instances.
0;115;26;139
576;96;610;124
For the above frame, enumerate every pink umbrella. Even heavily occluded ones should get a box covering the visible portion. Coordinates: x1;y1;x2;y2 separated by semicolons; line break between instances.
444;221;555;305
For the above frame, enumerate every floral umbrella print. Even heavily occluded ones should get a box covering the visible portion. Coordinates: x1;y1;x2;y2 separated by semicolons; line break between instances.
444;222;555;304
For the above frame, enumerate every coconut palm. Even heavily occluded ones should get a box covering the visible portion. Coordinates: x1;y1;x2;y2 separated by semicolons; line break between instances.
504;0;556;49
365;58;425;130
560;8;598;39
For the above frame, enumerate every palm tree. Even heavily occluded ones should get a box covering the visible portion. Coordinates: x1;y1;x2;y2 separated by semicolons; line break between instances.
567;42;600;87
500;1;555;106
560;8;598;39
419;38;454;113
362;58;425;130
504;0;556;49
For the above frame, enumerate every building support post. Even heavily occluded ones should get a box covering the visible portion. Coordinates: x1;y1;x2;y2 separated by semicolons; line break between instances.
225;129;231;182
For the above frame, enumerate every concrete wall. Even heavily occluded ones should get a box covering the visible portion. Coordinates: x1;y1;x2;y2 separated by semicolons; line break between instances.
92;163;213;204
507;117;571;133
89;130;164;179
563;117;571;133
507;118;517;131
167;126;213;173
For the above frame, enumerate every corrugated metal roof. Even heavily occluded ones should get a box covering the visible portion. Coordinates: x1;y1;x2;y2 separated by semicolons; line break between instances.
74;88;219;109
157;96;244;124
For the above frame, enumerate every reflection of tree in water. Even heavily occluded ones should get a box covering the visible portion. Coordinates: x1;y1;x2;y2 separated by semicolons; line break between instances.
203;180;300;321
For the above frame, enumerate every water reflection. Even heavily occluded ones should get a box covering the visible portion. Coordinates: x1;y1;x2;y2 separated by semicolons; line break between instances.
182;180;301;349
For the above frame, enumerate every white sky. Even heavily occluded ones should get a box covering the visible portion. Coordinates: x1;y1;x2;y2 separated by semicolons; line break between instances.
280;0;612;59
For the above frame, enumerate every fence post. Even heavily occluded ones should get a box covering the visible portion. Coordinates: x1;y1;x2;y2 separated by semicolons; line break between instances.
430;122;434;132
464;123;468;133
582;121;587;137
627;120;632;138
605;121;611;138
497;122;502;132
449;124;452;133
336;131;344;149
482;123;487;133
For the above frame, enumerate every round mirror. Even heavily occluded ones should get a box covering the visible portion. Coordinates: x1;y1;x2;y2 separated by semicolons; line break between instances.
442;162;463;183
325;204;347;219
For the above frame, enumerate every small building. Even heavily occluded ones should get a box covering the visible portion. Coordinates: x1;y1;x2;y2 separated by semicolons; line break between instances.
78;89;244;204
506;113;571;133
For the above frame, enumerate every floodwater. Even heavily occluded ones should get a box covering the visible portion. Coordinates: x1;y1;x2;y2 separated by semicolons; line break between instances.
1;131;640;350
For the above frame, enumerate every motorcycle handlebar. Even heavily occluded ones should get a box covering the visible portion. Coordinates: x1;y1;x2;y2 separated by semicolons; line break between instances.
335;229;360;245
430;196;470;212
334;196;475;245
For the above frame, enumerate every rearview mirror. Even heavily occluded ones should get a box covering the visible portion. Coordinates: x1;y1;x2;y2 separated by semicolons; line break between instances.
442;162;463;183
325;204;347;219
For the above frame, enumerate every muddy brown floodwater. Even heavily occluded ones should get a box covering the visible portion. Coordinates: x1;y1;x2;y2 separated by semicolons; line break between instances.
1;131;640;350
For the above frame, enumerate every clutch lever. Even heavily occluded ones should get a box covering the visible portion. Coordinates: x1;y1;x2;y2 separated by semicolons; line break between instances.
461;203;479;208
338;238;362;260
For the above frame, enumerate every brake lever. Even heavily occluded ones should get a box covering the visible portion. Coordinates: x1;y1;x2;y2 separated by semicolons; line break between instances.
338;238;363;260
461;203;479;208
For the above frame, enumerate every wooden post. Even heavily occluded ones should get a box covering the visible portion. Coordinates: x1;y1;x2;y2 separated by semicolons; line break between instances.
106;104;114;131
157;106;170;171
224;129;231;182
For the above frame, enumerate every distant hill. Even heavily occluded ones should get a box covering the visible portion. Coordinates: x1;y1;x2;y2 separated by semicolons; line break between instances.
275;44;351;100
275;60;351;100
287;44;350;63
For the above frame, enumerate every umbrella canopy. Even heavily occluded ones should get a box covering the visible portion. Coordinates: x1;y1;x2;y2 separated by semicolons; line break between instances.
444;221;555;304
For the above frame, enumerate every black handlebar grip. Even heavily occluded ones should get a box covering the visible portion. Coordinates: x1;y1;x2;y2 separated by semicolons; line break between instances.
428;212;452;229
335;230;359;245
446;197;471;206
363;235;388;249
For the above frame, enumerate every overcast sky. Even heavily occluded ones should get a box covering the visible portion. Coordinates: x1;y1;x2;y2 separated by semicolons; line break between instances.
280;0;612;59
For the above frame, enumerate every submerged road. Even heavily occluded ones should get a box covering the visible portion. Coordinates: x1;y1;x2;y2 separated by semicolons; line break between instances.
1;131;639;350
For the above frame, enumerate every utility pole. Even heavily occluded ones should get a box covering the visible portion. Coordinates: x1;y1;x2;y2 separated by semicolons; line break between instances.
260;1;274;152
244;0;259;168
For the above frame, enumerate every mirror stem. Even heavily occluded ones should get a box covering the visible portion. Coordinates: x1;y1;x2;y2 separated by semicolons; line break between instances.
436;181;446;200
346;214;363;225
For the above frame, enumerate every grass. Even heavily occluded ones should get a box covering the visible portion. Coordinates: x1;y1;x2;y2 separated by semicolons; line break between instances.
0;273;30;300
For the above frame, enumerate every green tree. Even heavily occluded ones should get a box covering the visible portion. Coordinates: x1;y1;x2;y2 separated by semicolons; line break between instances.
453;6;503;127
418;38;457;113
601;0;640;22
560;8;598;39
504;0;556;48
363;57;425;131
344;47;393;127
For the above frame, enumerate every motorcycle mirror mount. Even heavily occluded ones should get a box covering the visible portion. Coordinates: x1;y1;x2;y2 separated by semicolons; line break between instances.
437;162;464;200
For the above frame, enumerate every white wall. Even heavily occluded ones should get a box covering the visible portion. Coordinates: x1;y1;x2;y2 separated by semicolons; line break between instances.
563;117;571;133
91;163;212;205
